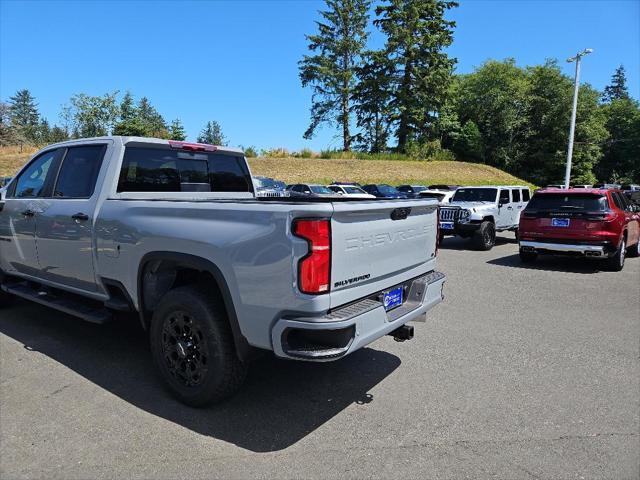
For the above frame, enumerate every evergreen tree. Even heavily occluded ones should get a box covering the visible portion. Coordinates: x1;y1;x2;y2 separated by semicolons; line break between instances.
353;50;394;152
197;120;226;145
375;0;458;152
137;97;168;137
168;119;187;141
299;0;371;151
36;118;51;144
8;89;40;142
120;92;137;121
602;65;629;103
0;102;18;146
48;125;70;143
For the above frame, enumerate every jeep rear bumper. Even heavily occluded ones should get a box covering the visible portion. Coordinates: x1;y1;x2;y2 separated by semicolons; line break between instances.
271;271;445;361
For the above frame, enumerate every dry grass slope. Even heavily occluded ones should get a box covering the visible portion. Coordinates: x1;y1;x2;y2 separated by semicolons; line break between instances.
248;157;532;187
0;146;532;187
0;145;38;177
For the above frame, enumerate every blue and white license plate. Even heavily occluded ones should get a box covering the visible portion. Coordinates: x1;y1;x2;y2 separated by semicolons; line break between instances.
440;221;454;230
551;218;570;227
383;286;403;311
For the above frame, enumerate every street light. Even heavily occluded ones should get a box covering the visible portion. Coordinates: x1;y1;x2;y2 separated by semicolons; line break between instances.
564;48;593;188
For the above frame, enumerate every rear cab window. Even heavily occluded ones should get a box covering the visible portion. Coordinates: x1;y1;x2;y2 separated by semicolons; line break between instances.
117;146;252;194
522;189;530;201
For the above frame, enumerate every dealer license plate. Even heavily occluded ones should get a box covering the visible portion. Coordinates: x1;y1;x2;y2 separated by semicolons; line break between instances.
383;286;403;311
551;218;570;227
440;221;454;230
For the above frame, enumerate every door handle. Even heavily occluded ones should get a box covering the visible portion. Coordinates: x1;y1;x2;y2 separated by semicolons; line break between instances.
72;213;89;221
507;206;513;210
21;209;35;217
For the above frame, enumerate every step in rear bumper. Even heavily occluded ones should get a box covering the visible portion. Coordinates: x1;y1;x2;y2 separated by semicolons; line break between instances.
271;271;446;361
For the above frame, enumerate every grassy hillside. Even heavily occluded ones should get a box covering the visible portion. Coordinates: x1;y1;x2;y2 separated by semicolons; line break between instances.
0;145;38;177
249;157;532;187
0;146;532;188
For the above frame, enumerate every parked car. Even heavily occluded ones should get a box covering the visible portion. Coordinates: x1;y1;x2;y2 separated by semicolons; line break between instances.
418;186;458;204
439;185;531;250
331;181;362;187
253;175;287;197
428;184;459;191
592;183;621;189
286;183;338;197
327;184;375;198
362;184;408;199
397;185;428;197
0;137;446;406
518;188;640;270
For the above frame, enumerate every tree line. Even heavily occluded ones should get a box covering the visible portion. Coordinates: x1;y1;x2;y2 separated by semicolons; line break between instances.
0;90;226;148
300;0;640;184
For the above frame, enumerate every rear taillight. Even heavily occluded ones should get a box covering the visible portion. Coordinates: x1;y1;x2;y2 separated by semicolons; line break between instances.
293;219;331;294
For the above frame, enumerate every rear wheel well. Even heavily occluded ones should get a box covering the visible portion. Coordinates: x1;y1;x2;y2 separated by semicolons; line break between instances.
137;253;256;362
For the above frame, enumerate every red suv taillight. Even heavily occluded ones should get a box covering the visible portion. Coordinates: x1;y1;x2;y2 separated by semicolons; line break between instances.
293;218;331;294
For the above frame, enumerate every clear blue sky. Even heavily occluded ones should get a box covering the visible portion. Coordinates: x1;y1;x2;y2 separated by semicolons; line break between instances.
1;0;638;150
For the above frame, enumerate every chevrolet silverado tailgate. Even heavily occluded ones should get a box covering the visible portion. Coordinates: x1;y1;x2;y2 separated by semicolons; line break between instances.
329;199;439;307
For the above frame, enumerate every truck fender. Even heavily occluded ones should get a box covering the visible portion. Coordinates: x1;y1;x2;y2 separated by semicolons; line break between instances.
136;251;254;362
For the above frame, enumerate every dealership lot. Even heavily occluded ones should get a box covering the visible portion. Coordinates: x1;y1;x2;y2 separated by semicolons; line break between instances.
1;235;638;480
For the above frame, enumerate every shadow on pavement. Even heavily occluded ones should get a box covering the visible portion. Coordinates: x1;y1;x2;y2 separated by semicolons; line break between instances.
0;302;400;452
487;253;606;274
440;234;517;251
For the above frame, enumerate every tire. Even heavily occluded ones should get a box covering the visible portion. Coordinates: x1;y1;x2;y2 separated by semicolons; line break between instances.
472;221;496;251
514;228;519;242
604;237;626;272
149;285;248;407
438;232;445;244
0;289;14;308
627;238;640;258
519;248;537;263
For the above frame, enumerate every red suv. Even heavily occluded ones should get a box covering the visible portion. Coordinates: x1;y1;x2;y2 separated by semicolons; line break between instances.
518;188;640;271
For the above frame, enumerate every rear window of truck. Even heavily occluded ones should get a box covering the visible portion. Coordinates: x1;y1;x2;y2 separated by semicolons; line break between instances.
117;147;252;193
526;194;609;211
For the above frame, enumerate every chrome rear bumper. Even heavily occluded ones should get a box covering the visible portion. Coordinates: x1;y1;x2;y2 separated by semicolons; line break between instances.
520;240;605;256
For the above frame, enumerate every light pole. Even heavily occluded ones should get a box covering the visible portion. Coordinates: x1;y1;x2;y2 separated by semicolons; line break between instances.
564;48;593;188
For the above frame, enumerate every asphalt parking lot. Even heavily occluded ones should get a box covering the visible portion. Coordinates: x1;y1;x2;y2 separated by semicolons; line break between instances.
1;234;639;480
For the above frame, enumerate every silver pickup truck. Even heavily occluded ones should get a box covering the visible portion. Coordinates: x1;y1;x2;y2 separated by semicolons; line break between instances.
0;137;445;406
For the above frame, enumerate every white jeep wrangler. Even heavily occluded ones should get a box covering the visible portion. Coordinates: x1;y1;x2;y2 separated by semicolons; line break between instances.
439;185;531;250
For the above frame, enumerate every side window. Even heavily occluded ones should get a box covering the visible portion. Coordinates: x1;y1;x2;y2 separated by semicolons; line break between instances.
610;192;623;210
12;149;59;198
499;189;510;204
512;189;521;202
522;188;530;201
53;145;106;198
